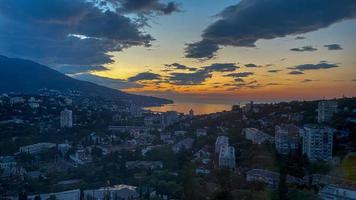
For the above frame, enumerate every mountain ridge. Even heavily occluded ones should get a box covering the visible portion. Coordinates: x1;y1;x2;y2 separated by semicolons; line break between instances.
0;55;172;106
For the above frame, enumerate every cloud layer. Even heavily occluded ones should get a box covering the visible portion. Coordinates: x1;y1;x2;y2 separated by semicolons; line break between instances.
324;44;343;50
289;71;304;75
224;72;254;78
0;0;177;66
164;63;197;71
115;0;179;15
289;62;339;71
184;39;219;59
203;63;239;72
290;46;318;52
169;70;212;85
128;72;161;82
185;0;356;59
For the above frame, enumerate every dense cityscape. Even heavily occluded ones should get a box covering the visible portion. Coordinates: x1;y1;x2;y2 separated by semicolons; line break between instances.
0;89;355;199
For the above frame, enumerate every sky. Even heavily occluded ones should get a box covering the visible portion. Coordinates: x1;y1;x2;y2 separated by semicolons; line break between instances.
0;0;355;104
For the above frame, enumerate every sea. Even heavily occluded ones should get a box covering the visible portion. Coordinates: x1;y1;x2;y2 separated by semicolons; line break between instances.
145;101;244;115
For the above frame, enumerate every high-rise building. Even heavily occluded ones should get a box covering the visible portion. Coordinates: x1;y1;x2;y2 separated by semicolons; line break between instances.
161;111;179;128
301;124;334;161
215;136;229;153
189;109;194;118
60;108;73;128
318;100;338;123
219;145;236;170
231;104;242;113
275;124;300;155
243;101;254;113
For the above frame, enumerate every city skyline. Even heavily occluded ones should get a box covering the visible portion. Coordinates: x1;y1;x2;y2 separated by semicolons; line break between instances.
0;0;355;104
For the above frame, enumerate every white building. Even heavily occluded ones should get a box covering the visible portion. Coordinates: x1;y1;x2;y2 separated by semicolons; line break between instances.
25;189;81;200
275;124;300;155
219;146;236;170
10;97;25;104
84;185;139;200
318;100;338;123
246;169;302;187
319;185;356;200
28;102;40;108
19;143;56;154
58;143;71;156
161;111;179;128
0;156;16;170
301;124;334;161
196;129;207;137
215;136;229;153
60;108;73;128
69;149;92;165
242;128;274;145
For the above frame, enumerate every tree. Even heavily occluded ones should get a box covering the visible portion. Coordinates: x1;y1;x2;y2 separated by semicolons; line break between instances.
212;169;233;200
182;166;199;200
18;191;28;200
278;166;288;200
92;147;103;158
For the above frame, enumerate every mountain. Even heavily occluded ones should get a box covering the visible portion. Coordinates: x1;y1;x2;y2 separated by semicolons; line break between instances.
0;55;172;106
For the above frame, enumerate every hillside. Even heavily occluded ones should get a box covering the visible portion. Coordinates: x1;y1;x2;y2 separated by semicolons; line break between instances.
0;55;172;106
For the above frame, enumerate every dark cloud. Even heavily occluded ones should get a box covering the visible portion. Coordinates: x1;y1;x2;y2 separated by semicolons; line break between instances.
267;69;282;73
265;83;282;86
110;0;180;15
204;63;239;72
301;79;314;83
295;36;306;40
184;39;220;60
324;44;343;50
224;72;254;78
0;0;177;66
165;63;197;71
235;78;245;82
289;71;304;75
226;80;283;90
161;69;173;72
185;0;356;59
128;72;161;82
289;62;339;71
165;62;238;74
161;2;180;14
72;73;142;89
245;63;262;68
225;80;261;90
169;70;212;85
54;65;109;74
290;46;318;52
